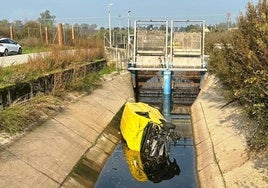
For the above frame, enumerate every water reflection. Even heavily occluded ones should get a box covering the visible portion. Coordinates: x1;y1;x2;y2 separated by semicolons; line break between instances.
124;144;180;183
94;137;197;188
94;71;199;187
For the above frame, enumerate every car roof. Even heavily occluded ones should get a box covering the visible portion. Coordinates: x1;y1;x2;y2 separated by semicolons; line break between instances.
0;38;11;40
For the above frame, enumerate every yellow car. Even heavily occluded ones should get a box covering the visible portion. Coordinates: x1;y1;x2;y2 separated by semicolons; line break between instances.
120;102;180;157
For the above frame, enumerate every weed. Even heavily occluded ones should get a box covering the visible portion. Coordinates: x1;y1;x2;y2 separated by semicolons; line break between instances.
0;93;62;134
0;41;104;88
207;0;268;150
67;66;116;93
0;64;115;135
0;105;29;134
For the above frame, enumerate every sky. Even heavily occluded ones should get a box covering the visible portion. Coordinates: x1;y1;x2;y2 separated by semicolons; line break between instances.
1;0;259;27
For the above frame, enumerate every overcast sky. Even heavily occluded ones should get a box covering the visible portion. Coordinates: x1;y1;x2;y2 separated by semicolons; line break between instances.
1;0;258;27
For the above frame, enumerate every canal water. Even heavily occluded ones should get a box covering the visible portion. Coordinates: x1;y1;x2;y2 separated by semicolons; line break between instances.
94;71;199;188
51;70;196;187
94;115;198;188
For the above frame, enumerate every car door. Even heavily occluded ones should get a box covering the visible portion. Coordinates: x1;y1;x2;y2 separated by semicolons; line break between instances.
7;39;17;53
3;39;12;53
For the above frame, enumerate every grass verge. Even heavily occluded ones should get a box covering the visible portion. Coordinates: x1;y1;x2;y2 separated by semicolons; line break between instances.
0;66;116;136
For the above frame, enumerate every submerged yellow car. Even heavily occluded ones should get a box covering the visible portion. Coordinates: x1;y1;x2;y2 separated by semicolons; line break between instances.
120;102;180;157
123;143;180;183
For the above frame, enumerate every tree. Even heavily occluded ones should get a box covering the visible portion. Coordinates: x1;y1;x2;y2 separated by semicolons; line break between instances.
13;20;23;29
21;21;41;38
0;19;10;37
38;10;56;27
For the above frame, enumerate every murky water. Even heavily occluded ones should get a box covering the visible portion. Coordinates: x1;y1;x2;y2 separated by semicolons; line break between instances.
94;71;199;187
93;72;200;187
94;115;198;188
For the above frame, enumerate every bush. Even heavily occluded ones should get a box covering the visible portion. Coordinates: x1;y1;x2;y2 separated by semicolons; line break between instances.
20;37;40;47
208;0;268;150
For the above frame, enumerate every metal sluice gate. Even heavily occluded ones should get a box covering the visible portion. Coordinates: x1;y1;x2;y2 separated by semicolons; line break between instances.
127;19;207;109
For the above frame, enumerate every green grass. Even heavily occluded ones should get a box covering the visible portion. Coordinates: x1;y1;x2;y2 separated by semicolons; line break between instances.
0;94;62;134
66;66;116;93
23;46;51;54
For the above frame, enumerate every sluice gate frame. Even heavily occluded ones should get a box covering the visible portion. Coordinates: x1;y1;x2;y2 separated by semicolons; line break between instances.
128;20;207;107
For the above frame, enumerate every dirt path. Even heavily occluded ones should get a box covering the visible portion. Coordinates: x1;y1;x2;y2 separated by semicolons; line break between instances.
191;75;268;188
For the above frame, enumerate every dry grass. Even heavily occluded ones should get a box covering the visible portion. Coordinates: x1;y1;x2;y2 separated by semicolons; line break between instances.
0;38;108;136
0;65;115;135
0;38;104;87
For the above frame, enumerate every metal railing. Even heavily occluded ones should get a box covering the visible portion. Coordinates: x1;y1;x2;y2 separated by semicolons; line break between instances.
129;19;207;72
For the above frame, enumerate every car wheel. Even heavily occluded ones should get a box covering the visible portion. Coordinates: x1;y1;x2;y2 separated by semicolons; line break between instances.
18;48;22;54
3;49;8;56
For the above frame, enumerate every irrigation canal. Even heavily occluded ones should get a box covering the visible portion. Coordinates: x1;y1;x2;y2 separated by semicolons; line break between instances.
93;69;200;188
68;19;206;187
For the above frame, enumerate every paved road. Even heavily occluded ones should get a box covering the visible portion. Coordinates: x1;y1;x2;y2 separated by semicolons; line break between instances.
0;53;35;67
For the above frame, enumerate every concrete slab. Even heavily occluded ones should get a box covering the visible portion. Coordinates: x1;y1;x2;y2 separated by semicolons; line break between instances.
0;72;134;188
0;149;59;187
54;109;100;144
5;119;91;184
191;75;268;188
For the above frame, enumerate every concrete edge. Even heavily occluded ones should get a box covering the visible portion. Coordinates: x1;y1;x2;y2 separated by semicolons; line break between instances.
191;74;268;188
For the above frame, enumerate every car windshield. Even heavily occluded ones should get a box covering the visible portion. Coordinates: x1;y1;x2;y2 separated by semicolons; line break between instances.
8;39;16;44
0;39;17;44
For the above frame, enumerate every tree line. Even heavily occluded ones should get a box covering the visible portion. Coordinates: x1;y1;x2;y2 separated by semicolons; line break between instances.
0;10;100;45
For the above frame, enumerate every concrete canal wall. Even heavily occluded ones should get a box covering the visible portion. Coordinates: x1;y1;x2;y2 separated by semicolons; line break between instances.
1;66;266;187
0;71;134;188
191;75;267;188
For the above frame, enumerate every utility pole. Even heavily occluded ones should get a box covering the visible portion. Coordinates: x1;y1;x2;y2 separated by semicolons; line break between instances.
226;12;231;30
108;3;113;47
127;10;131;61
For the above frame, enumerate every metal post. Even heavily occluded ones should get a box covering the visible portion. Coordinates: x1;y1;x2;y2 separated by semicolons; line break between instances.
202;21;205;68
133;20;137;65
116;45;118;72
170;20;174;64
127;10;131;62
163;70;172;95
163;94;171;122
108;3;113;48
165;20;168;68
